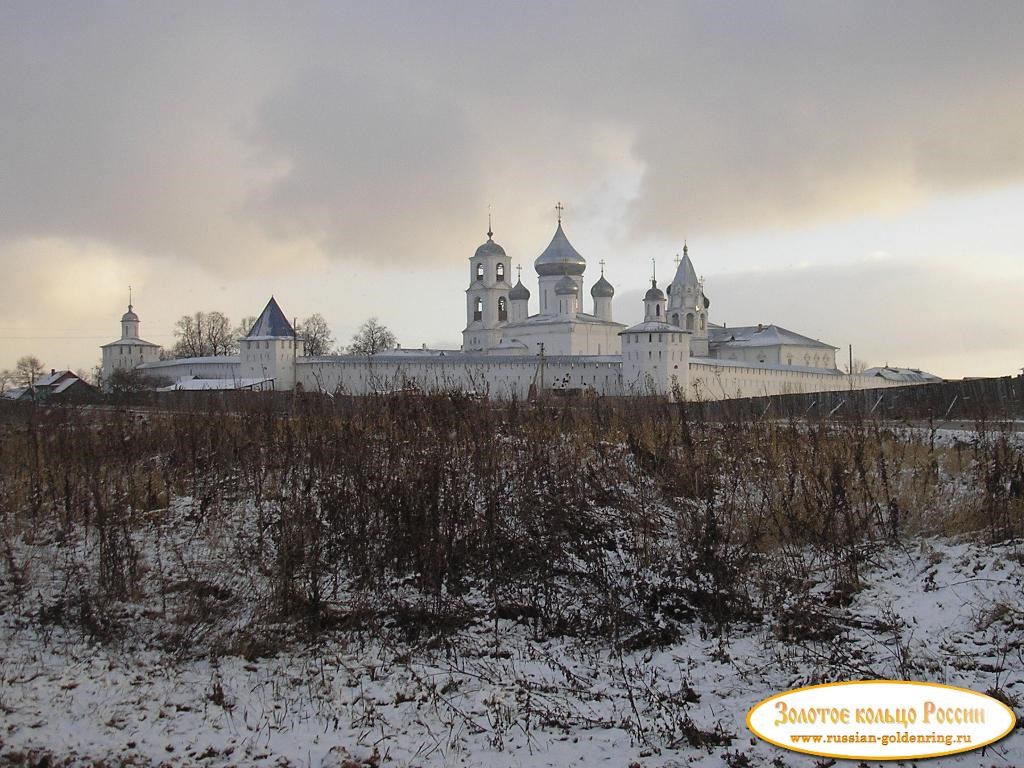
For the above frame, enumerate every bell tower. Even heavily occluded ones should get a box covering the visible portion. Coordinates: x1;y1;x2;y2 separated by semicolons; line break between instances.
462;215;512;352
667;244;709;356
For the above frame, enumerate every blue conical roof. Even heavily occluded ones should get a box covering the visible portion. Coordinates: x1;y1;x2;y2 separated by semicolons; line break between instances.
247;297;295;338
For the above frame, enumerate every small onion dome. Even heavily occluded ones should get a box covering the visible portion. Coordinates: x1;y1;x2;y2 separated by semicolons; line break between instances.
121;305;139;322
590;275;614;298
644;280;665;301
474;236;507;260
509;279;531;301
535;222;586;276
554;275;579;295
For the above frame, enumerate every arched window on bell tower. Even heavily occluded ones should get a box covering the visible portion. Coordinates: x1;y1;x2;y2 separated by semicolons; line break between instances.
476;263;484;281
474;297;483;321
496;262;505;282
497;296;507;321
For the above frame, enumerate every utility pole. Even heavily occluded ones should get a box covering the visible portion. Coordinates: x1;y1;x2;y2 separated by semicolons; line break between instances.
849;344;853;376
538;342;546;395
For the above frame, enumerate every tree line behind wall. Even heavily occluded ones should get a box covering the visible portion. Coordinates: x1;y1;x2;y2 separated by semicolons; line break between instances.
167;312;390;358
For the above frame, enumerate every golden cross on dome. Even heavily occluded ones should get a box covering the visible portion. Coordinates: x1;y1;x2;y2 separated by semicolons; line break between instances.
555;201;564;224
599;259;606;276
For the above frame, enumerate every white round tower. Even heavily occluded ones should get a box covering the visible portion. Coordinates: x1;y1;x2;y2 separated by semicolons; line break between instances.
463;220;512;352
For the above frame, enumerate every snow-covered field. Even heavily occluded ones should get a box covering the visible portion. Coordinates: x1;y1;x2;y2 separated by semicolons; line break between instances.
3;536;1021;767
2;405;1022;767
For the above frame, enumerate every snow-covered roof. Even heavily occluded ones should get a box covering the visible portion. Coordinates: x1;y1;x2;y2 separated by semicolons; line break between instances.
863;366;942;383
503;313;625;329
2;387;29;400
486;340;531;353
138;356;240;369
619;321;681;334
34;370;73;387
52;378;84;394
689;356;845;374
157;377;273;392
709;324;837;350
101;337;159;348
246;297;295;338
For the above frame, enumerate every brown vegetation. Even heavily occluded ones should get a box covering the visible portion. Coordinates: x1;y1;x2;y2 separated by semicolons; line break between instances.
0;395;1020;654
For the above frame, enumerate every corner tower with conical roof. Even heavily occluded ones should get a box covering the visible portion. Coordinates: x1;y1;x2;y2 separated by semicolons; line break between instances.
463;218;512;352
240;297;303;389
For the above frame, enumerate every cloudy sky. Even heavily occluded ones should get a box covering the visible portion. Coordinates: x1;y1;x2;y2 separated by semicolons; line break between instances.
2;1;1022;378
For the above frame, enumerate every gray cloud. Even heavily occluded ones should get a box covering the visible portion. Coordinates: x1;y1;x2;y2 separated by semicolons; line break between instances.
2;2;1023;376
3;2;1024;270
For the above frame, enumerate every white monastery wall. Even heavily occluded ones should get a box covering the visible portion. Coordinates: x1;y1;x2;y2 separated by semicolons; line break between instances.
138;356;241;383
297;356;625;399
687;360;902;401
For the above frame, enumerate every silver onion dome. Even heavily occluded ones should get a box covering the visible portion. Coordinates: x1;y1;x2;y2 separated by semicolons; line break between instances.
590;275;614;298
509;279;531;300
554;275;579;295
644;280;665;301
474;236;507;259
534;223;586;277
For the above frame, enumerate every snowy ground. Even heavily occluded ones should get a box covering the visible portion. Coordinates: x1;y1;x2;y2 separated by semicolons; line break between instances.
2;536;1022;767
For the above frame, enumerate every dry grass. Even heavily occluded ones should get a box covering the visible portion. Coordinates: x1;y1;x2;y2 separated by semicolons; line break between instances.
0;395;1020;652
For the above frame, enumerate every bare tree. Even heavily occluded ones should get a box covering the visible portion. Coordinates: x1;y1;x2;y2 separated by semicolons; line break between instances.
348;318;396;355
846;358;869;374
107;368;169;393
14;355;45;387
172;311;238;358
0;369;13;394
234;315;257;341
205;311;236;355
299;314;335;356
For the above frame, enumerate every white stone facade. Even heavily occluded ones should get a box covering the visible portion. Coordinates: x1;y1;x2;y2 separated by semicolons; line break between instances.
100;303;161;384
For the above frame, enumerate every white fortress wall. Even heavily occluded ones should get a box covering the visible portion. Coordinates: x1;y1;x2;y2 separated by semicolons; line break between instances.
296;356;904;401
297;356;625;399
687;359;904;401
137;356;241;382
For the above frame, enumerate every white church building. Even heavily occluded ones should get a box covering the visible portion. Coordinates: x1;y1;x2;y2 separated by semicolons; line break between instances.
102;211;930;400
